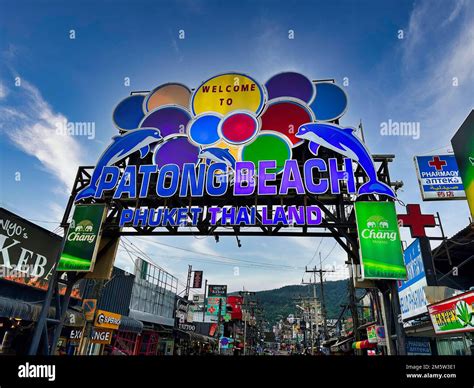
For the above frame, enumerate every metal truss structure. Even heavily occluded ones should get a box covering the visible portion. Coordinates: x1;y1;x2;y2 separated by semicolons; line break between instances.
28;150;398;355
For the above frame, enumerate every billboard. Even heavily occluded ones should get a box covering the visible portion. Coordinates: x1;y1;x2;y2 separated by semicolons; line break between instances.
74;72;398;232
414;155;465;200
206;284;227;317
428;290;474;335
208;284;227;296
57;204;107;272
397;239;429;321
0;207;81;297
192;270;203;288
227;295;243;320
366;325;377;344
451;110;474;217
354;202;406;280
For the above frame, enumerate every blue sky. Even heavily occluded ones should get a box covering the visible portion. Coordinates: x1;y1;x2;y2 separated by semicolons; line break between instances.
1;0;473;294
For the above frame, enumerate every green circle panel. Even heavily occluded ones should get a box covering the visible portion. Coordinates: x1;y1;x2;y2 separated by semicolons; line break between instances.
241;133;292;174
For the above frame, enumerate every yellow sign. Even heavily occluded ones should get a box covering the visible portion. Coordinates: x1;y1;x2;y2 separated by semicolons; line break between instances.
191;73;265;116
91;328;113;345
94;309;121;330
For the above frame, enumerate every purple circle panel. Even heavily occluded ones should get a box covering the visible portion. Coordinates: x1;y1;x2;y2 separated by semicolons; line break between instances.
140;106;191;137
153;137;200;170
265;72;315;104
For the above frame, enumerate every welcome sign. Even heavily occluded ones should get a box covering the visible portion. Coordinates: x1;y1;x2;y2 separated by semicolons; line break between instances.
354;202;406;280
74;72;397;231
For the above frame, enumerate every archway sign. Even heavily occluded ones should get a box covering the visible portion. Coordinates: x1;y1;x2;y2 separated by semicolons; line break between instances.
77;72;396;238
30;71;401;356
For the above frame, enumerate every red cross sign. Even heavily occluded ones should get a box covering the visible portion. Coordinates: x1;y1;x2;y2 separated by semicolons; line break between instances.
397;204;436;238
428;156;447;171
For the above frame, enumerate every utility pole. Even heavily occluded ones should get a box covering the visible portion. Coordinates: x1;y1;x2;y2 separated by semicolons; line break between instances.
240;290;255;356
305;257;334;340
202;279;207;322
217;298;222;355
297;292;315;354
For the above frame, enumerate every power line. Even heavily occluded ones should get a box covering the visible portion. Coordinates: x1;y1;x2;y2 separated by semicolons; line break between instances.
321;241;339;265
121;239;198;295
130;236;304;271
306;238;323;266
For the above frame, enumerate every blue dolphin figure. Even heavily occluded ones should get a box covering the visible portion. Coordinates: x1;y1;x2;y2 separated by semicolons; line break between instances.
75;128;163;201
296;123;396;198
198;147;236;170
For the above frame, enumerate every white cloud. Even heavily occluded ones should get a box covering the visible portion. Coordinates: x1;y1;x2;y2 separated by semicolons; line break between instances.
0;79;84;192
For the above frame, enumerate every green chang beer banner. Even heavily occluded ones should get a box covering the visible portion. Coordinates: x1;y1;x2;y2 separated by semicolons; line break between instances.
57;204;107;272
354;201;407;280
451;110;474;218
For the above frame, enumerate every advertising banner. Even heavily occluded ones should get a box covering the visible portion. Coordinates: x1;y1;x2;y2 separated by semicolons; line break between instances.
451;110;474;217
366;325;377;343
208;284;227;296
57;204;107;272
192;270;203;288
375;325;387;346
354;202;406;280
428;290;474;335
206;296;227;316
0;207;81;297
206;284;227;316
397;239;429;321
414;155;465;201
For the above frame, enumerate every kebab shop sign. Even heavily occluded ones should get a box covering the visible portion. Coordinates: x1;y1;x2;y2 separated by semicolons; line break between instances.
74;72;397;229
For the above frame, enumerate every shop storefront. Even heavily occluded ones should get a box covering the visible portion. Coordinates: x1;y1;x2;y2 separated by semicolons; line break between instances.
174;322;217;355
0;293;84;355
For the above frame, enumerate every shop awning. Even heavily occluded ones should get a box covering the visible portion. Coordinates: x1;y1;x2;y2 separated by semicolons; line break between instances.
0;296;84;326
118;315;143;334
175;329;217;344
352;340;377;349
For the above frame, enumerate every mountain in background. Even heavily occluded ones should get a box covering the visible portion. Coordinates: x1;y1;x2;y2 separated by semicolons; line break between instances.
254;279;350;325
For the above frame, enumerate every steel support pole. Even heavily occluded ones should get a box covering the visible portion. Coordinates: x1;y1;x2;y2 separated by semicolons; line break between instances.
28;235;67;355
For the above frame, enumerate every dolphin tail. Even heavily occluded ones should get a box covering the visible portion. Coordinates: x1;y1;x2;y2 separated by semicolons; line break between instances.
75;185;96;201
308;142;321;156
358;180;395;198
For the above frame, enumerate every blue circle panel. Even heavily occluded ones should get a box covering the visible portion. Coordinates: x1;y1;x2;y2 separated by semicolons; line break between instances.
188;114;221;145
113;95;145;131
310;83;348;121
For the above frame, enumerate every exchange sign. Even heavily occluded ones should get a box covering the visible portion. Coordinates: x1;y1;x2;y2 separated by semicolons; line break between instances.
354;202;406;280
